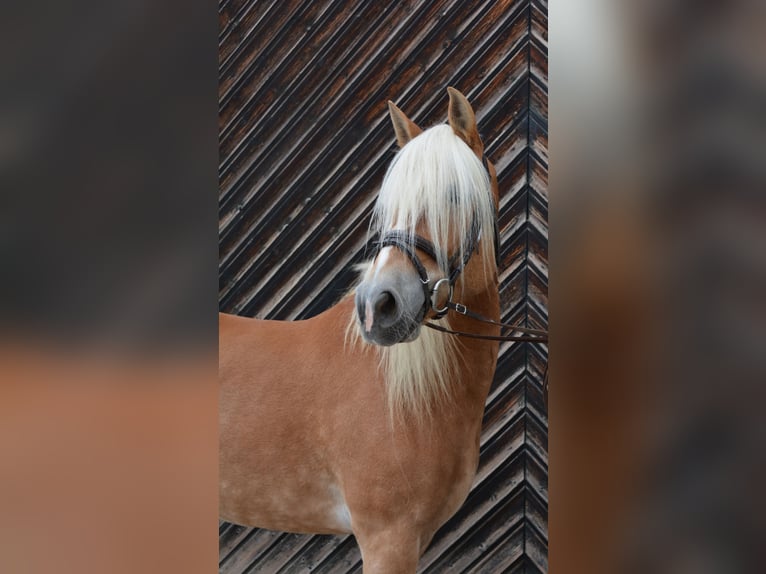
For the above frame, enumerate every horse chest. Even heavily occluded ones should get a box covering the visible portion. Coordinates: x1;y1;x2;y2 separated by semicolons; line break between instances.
337;419;482;533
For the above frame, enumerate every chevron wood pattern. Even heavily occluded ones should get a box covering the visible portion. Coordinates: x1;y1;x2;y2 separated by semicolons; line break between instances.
219;1;547;571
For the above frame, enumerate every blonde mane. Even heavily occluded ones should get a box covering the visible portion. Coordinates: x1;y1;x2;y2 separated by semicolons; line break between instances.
348;124;496;420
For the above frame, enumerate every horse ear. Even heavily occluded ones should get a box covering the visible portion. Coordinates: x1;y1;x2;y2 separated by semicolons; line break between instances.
387;100;422;148
447;87;483;153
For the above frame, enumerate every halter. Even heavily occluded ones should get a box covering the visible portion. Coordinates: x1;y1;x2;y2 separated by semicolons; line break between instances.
376;219;482;322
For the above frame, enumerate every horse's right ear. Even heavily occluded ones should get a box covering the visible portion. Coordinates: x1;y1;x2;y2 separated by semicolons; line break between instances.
387;101;422;148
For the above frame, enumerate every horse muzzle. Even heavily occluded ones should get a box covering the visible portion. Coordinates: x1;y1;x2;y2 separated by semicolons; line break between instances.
354;284;424;346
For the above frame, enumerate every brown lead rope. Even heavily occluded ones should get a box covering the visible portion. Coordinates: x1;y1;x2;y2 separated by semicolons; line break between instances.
424;322;547;342
424;301;548;342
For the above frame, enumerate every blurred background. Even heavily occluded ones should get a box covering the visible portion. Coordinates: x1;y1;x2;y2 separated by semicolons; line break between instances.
0;2;218;573
550;0;765;573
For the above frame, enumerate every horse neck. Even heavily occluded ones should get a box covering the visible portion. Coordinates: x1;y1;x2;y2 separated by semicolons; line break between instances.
440;258;501;421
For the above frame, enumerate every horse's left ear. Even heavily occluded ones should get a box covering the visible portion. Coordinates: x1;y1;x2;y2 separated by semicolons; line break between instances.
447;87;483;154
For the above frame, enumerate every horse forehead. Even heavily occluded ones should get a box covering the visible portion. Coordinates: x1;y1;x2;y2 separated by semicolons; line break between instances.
369;246;410;279
377;245;394;267
372;242;441;285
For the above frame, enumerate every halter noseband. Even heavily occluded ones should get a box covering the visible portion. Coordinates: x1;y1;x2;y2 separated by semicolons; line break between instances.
376;219;482;321
372;154;495;322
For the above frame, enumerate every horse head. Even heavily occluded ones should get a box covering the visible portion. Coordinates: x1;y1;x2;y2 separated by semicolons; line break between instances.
355;88;499;347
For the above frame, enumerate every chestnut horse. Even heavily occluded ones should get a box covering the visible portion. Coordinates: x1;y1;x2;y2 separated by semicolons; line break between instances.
220;88;506;573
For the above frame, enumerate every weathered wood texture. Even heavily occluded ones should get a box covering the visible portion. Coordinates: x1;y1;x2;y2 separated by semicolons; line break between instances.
219;1;547;571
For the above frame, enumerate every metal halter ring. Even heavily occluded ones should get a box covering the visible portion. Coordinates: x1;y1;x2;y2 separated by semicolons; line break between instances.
429;277;453;317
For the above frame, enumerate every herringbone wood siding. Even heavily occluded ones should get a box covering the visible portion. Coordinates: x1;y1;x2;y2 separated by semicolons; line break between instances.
219;1;547;571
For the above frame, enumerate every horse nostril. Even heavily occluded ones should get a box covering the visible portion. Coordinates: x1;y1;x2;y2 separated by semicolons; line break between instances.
374;291;397;320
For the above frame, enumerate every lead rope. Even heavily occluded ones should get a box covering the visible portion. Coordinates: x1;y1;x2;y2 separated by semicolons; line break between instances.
425;301;547;340
425;321;546;342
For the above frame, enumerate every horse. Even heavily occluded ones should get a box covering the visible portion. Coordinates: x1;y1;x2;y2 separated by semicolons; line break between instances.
220;88;531;573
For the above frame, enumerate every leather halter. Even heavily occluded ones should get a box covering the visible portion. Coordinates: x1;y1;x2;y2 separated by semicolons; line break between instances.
376;218;482;321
